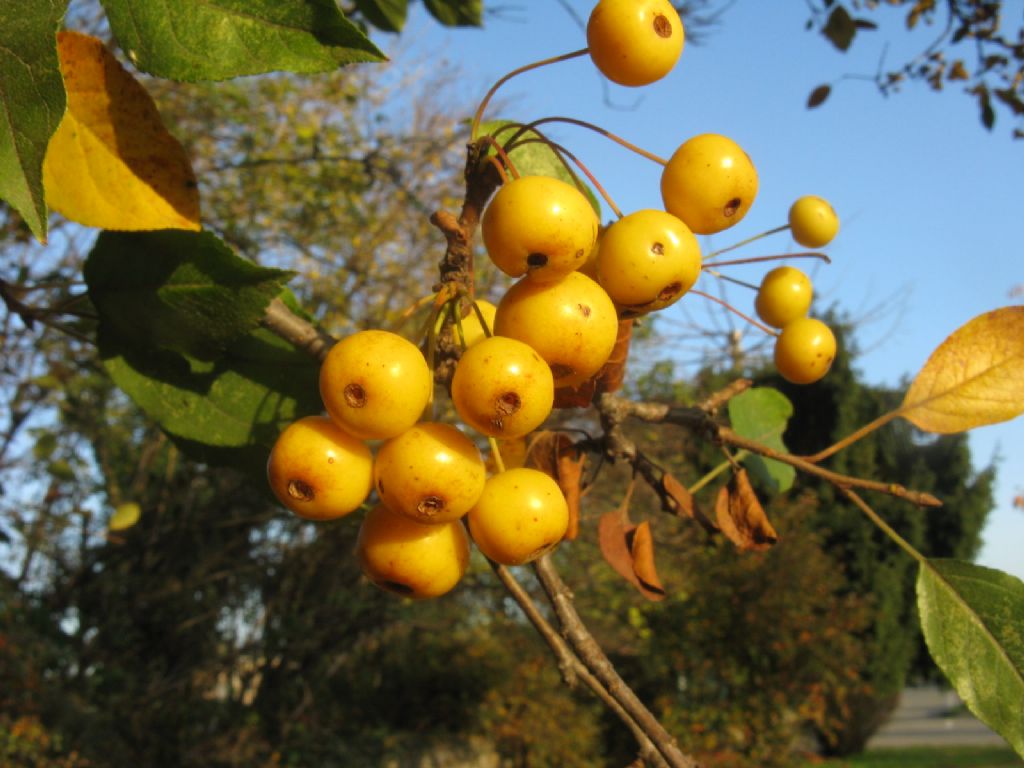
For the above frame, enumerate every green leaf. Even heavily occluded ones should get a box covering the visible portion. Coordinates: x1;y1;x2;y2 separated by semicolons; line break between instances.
0;0;67;241
99;293;322;472
478;119;601;217
728;387;795;493
917;559;1024;757
354;0;407;33
98;0;385;82
822;5;856;52
86;230;292;361
423;0;482;27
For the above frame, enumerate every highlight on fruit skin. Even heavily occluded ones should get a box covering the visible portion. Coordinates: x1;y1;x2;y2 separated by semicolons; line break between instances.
451;335;555;439
493;270;620;389
755;266;813;329
773;316;837;385
318;329;432;441
587;0;685;87
266;415;373;521
467;468;570;566
481;175;599;283
373;421;486;524
356;503;471;600
788;195;840;248
595;208;702;317
660;133;758;235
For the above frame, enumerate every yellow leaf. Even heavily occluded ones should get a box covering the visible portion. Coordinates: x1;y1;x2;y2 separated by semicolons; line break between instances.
901;307;1024;433
43;31;200;231
109;502;141;531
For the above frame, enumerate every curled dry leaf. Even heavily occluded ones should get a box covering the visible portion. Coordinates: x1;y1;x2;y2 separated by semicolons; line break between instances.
661;472;718;533
526;431;583;540
43;32;200;231
715;469;778;551
598;481;666;601
900;307;1024;433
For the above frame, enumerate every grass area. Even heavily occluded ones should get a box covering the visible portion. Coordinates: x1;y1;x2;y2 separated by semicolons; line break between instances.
805;746;1023;768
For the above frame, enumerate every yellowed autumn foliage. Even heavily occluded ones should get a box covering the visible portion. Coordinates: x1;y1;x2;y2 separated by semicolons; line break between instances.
43;31;200;231
109;502;141;531
900;306;1024;433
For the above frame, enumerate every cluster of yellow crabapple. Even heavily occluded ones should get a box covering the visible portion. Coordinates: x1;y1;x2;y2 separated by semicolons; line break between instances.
266;0;841;600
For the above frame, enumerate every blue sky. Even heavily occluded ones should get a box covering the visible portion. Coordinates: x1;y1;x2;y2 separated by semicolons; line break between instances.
388;1;1023;579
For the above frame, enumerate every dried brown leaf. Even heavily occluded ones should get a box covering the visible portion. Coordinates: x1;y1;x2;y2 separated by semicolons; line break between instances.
628;521;666;600
597;480;665;601
715;469;778;551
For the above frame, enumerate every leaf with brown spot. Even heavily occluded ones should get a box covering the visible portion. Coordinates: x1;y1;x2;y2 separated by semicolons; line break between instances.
598;479;665;601
715;469;778;551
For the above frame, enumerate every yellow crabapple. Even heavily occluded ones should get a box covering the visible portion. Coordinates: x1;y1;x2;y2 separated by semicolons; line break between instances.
789;195;840;248
494;271;619;388
482;175;599;282
660;133;758;235
596;209;701;316
266;415;372;521
587;0;685;87
773;317;837;385
373;422;486;524
467;468;569;566
319;329;431;440
755;266;813;329
451;336;554;438
357;503;470;599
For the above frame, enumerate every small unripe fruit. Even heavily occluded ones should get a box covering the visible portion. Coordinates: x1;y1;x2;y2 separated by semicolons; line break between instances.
773;317;836;384
755;266;813;329
267;415;372;520
357;503;470;599
319;329;431;440
789;195;839;248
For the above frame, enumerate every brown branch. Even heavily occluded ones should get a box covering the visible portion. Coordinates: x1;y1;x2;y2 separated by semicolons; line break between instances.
597;390;942;508
533;554;701;768
488;561;672;768
260;297;335;363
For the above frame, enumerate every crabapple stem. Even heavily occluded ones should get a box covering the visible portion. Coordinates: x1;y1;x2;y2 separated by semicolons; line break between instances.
703;268;759;292
488;437;507;474
525;117;669;166
703;224;790;259
701;250;832;269
470;48;590;139
801;409;902;464
690;288;779;336
513;136;623;219
476;135;520;181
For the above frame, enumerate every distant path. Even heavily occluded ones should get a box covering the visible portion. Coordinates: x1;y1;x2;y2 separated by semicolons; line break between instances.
867;686;1009;749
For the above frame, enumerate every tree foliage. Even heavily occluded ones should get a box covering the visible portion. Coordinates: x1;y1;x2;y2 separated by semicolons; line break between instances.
0;2;1021;767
